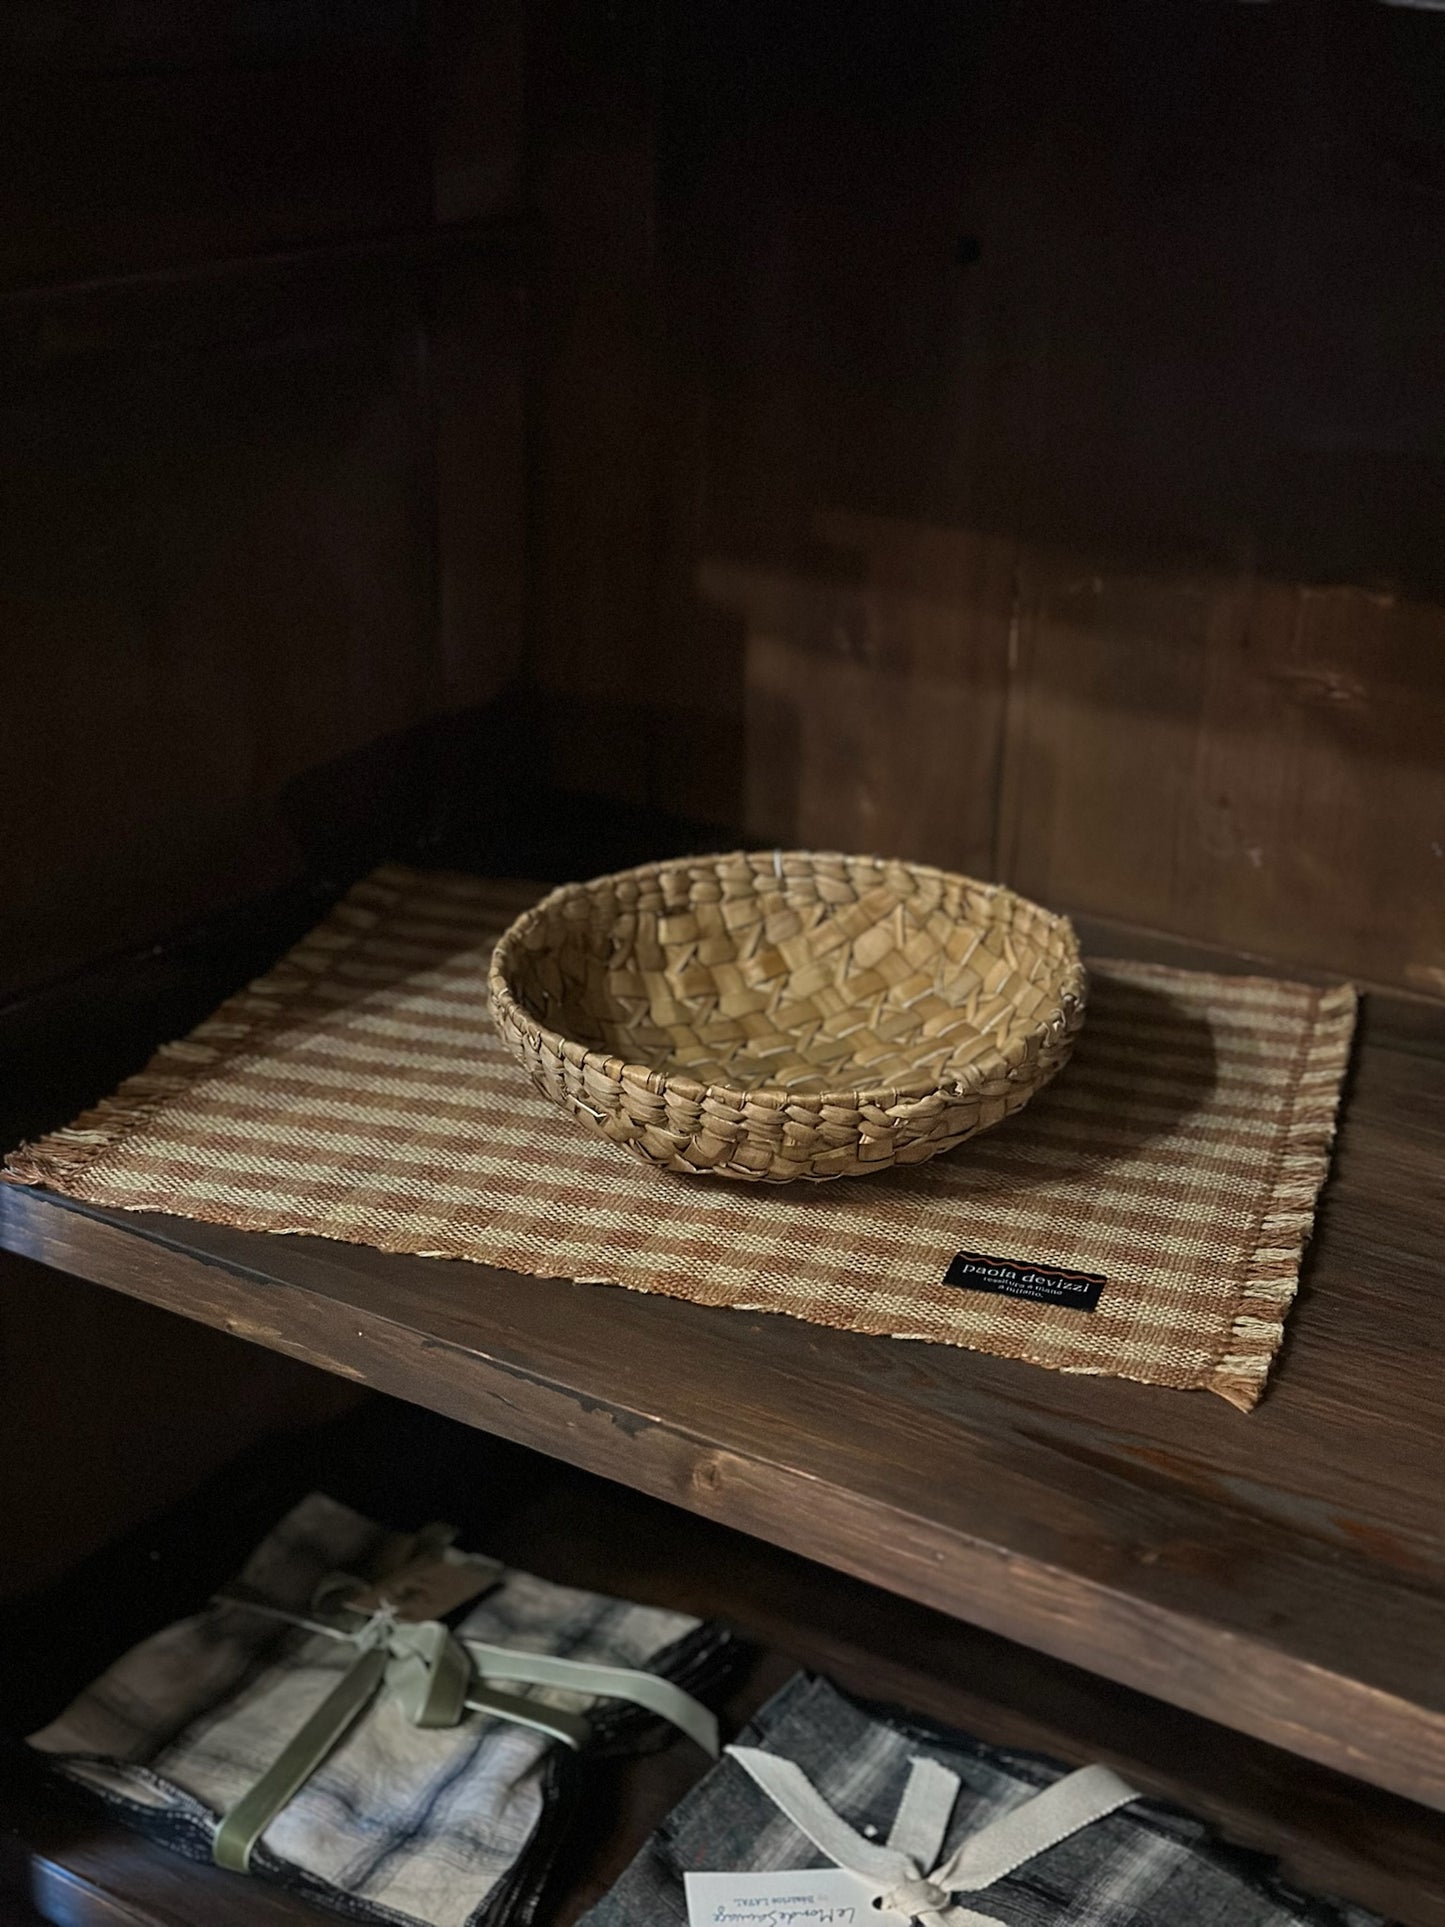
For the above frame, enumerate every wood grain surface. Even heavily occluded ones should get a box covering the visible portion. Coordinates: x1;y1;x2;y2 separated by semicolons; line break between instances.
0;1747;336;1927
2;950;1441;1812
0;1261;354;1602
0;0;526;1003
0;5;430;293
527;1;1445;996
2;1406;1440;1927
510;1457;1445;1927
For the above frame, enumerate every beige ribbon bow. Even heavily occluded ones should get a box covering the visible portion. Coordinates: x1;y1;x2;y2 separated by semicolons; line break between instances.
728;1745;1137;1925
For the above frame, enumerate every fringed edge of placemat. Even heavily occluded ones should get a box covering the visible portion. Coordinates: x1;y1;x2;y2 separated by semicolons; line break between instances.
2;865;427;1191
1205;981;1359;1412
6;866;1360;1418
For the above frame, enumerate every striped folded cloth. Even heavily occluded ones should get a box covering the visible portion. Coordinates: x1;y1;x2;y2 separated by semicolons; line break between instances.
582;1674;1388;1927
29;1492;736;1927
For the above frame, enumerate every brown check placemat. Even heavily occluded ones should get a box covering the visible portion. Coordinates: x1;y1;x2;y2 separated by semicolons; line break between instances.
5;866;1357;1409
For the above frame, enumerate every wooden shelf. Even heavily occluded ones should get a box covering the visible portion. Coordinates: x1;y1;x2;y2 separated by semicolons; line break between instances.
3;1414;1442;1927
0;1751;334;1927
507;1456;1445;1927
2;902;1443;1828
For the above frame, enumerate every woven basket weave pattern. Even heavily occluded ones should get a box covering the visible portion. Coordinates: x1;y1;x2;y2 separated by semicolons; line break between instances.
490;851;1085;1182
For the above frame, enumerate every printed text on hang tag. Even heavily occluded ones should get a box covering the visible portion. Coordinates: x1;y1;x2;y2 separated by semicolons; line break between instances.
684;1867;879;1927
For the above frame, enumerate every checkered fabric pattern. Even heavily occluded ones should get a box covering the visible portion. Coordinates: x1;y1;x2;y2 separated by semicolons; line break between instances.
29;1493;730;1927
6;867;1356;1408
581;1674;1389;1927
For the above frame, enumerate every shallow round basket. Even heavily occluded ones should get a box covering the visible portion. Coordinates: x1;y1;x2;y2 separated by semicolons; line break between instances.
489;850;1085;1183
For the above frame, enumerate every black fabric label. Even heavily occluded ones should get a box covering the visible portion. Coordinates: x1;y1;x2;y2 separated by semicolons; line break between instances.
944;1250;1106;1311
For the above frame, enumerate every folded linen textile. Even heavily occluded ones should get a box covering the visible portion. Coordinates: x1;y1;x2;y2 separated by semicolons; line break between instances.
29;1492;735;1927
581;1674;1388;1927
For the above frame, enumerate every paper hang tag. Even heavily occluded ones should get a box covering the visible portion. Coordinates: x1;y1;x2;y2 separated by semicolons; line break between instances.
348;1551;503;1623
684;1868;879;1926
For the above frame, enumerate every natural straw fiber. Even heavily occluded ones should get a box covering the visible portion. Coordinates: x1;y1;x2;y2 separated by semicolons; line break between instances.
4;866;1357;1409
491;852;1085;1182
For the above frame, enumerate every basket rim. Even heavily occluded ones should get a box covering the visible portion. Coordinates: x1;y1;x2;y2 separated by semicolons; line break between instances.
487;848;1087;1114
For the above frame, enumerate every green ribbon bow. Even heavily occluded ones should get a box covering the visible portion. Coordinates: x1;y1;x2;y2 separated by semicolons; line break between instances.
210;1568;718;1873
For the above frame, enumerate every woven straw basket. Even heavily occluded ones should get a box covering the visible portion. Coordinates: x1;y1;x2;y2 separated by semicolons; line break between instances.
489;851;1085;1183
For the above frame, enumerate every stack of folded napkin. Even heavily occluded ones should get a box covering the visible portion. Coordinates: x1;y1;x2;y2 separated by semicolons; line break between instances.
583;1674;1388;1927
29;1492;736;1927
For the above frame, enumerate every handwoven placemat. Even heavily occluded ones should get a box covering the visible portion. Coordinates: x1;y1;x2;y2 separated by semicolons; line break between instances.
5;866;1357;1409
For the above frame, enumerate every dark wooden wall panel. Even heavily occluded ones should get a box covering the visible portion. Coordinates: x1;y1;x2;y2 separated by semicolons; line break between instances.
0;1255;354;1600
0;262;436;991
530;1;1445;994
702;523;1013;876
999;566;1445;993
433;273;527;712
527;0;662;806
426;0;525;226
0;7;432;291
0;1;526;998
644;11;1018;866
530;4;1019;863
987;6;1445;993
0;0;530;1621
